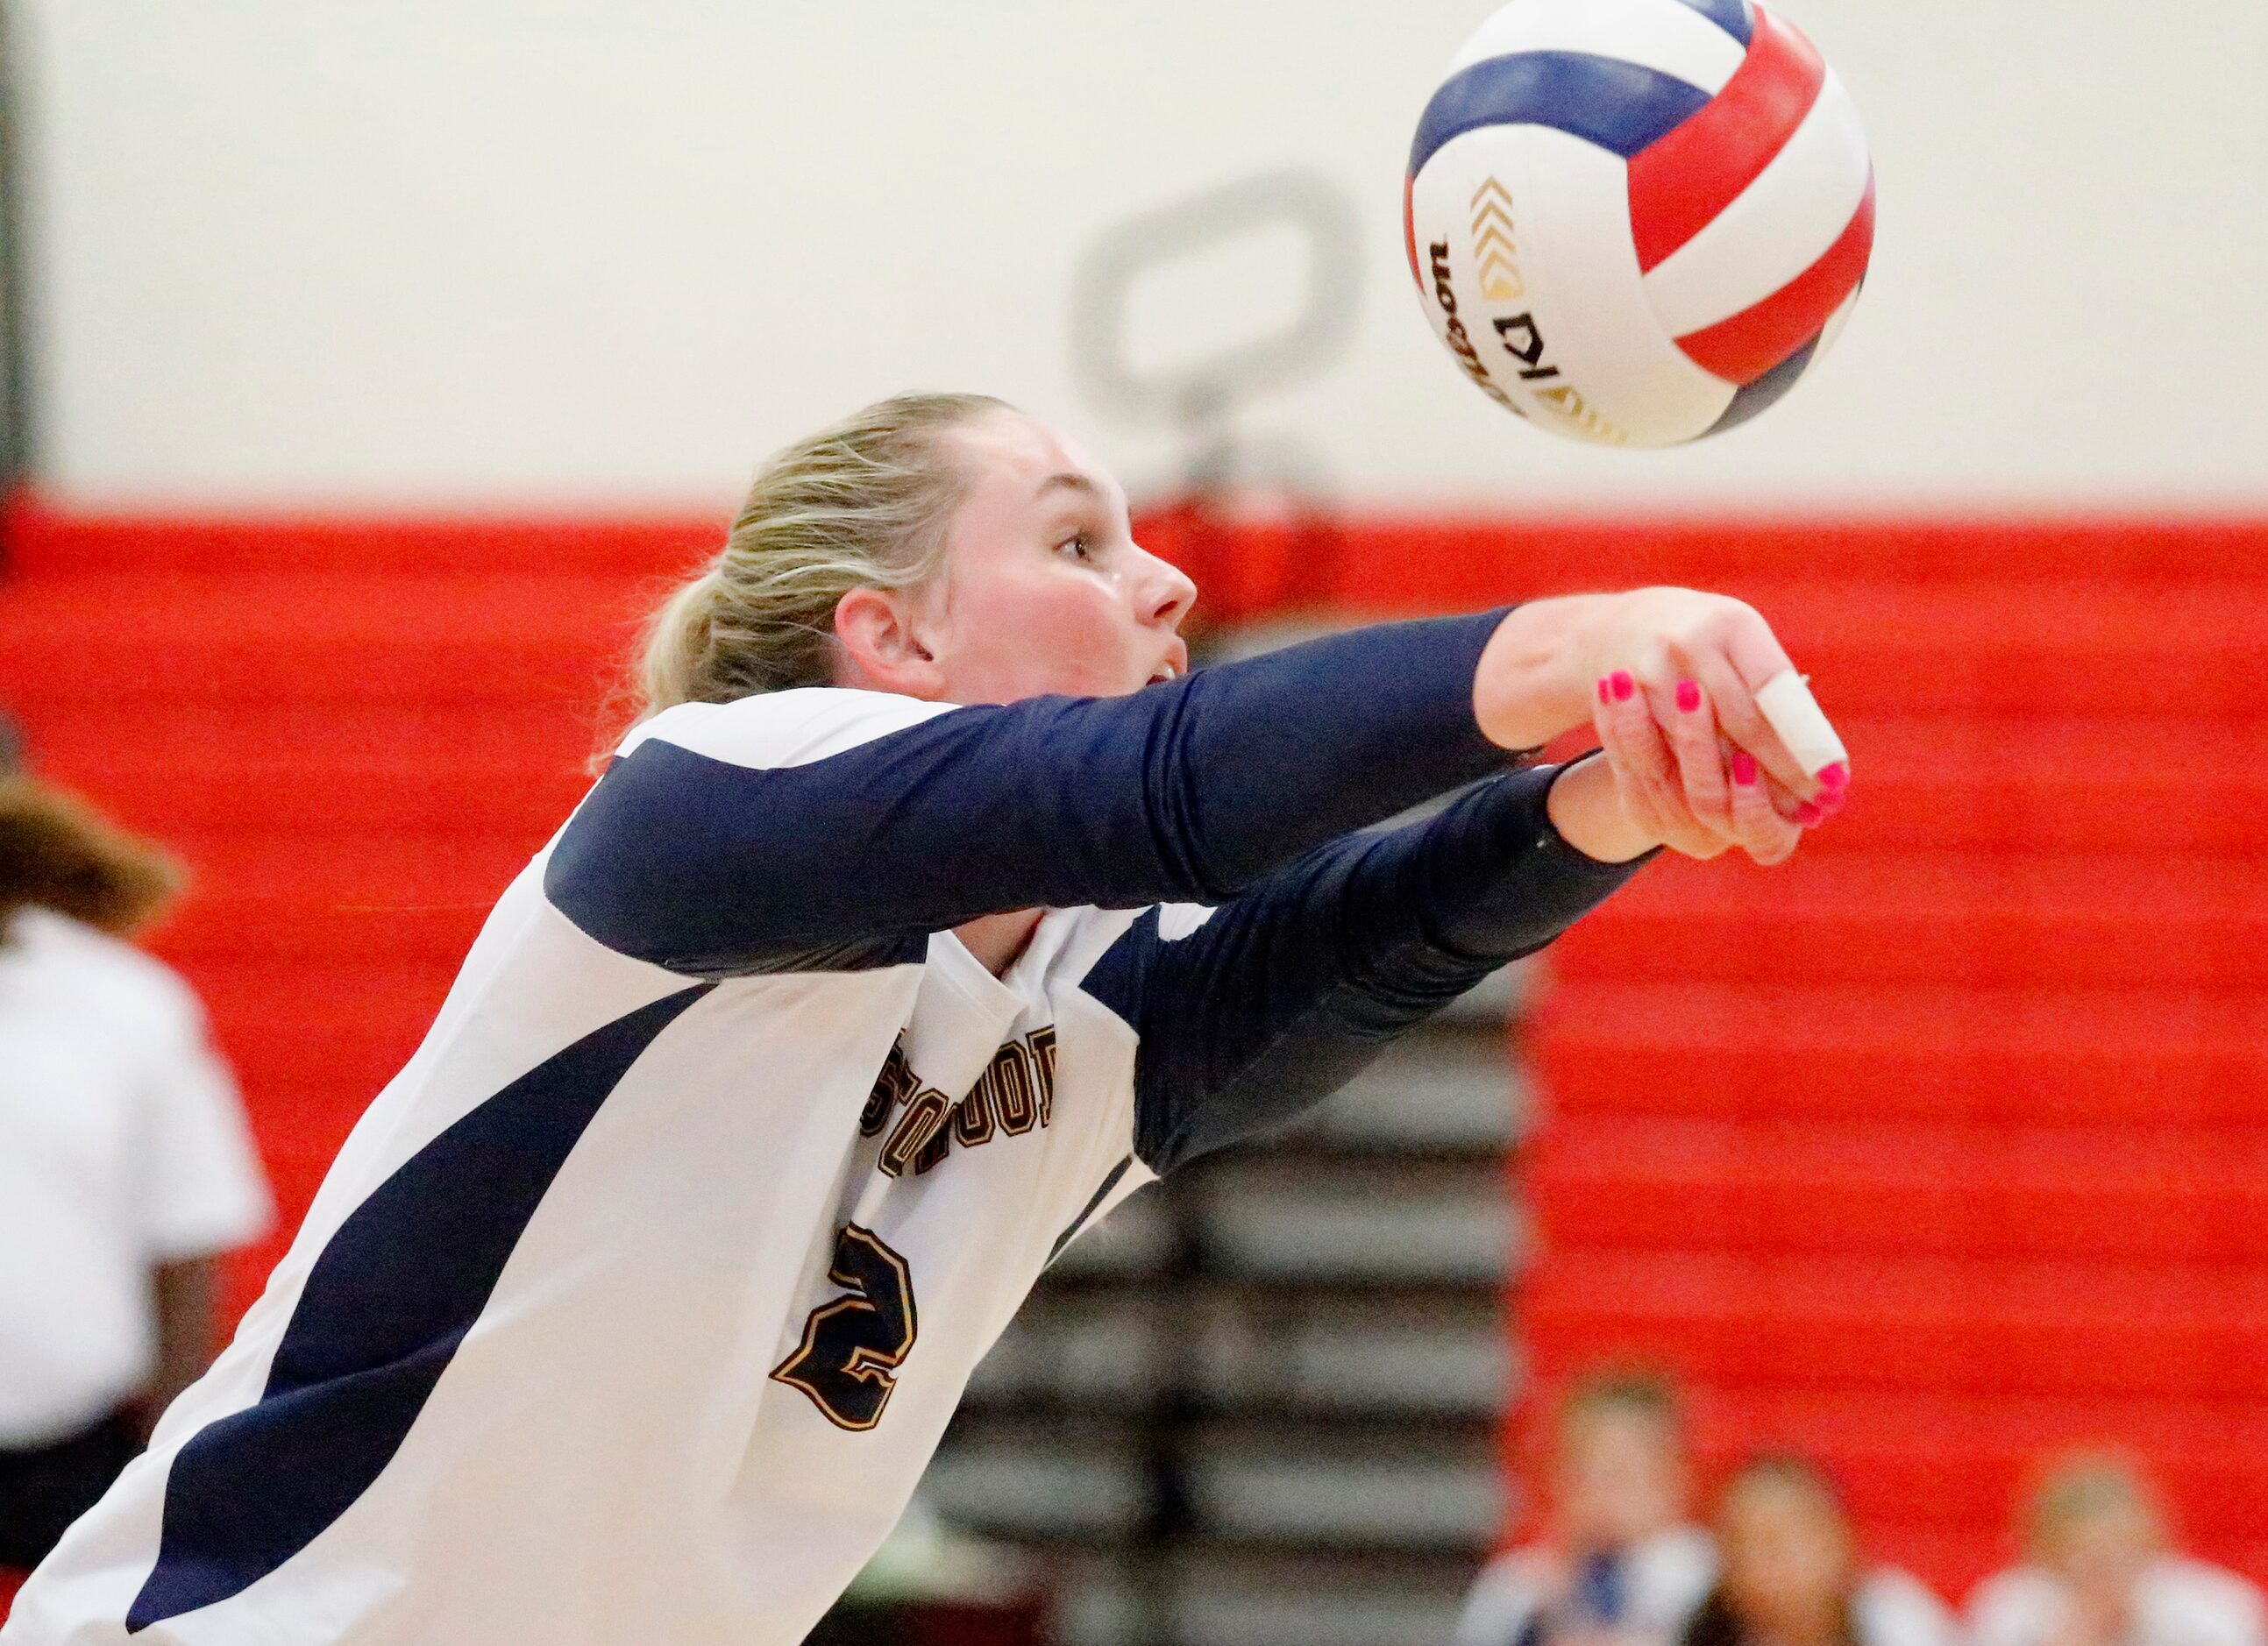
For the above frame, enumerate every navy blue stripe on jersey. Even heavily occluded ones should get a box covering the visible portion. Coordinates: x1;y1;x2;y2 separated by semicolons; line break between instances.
1411;53;1713;174
1047;1155;1134;1264
1673;0;1754;46
547;612;1516;977
127;983;713;1634
1083;763;1649;1175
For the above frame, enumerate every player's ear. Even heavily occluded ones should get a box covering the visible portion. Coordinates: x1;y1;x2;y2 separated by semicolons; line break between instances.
832;585;946;699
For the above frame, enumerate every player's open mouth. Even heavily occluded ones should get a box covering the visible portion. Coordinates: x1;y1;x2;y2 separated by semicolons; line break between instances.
1147;663;1182;686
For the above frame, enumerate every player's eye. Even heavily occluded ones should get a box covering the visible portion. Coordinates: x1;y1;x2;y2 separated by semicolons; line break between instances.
1056;531;1094;562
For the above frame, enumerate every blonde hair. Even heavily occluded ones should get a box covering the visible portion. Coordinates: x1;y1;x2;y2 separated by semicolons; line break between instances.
0;776;184;938
1560;1366;1683;1444
635;392;1013;719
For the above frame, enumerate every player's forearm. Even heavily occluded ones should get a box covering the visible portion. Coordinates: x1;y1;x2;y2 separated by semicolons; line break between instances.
1095;763;1650;1174
1469;593;1621;752
1413;761;1655;961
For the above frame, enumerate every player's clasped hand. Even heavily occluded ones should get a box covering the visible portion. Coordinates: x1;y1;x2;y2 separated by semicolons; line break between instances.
1593;669;1826;866
1530;587;1849;868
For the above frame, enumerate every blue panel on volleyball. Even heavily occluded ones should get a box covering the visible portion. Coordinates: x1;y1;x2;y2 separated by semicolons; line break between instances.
1670;0;1754;47
1410;52;1714;174
1702;328;1819;437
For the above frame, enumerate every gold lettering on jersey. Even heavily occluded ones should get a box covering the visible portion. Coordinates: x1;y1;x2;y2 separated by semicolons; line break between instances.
983;1041;1041;1136
1028;1025;1057;1128
879;1089;950;1177
866;1029;1059;1179
950;1075;997;1147
859;1039;918;1138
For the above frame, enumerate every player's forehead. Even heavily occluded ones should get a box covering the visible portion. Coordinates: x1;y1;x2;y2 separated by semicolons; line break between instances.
948;410;1125;517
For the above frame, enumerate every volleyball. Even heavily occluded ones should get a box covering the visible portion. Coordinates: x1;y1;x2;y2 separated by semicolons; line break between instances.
1406;0;1874;447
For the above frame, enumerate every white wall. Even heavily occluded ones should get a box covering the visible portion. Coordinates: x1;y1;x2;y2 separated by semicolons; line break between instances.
18;0;2268;511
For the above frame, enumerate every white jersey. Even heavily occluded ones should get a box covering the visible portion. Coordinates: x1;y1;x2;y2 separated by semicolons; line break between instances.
8;692;1155;1644
8;612;1636;1645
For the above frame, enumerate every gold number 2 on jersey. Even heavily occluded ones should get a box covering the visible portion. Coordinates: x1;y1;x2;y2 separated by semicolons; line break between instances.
769;1224;918;1430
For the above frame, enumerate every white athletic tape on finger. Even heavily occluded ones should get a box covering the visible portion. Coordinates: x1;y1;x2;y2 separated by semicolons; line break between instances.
1753;670;1846;779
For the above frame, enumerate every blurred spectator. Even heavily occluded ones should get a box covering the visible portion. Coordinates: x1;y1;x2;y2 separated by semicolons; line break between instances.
0;773;272;1581
1969;1452;2265;1646
1457;1371;1715;1646
1682;1456;1956;1646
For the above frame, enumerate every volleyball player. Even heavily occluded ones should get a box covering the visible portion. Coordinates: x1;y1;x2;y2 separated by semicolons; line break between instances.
4;394;1844;1645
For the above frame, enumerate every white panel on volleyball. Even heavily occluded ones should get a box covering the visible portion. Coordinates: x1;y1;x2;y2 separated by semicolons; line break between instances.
1640;69;1872;339
1413;126;1737;448
1447;0;1745;96
1814;280;1863;362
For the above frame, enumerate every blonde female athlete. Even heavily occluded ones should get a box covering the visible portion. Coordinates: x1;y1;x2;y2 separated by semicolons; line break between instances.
4;393;1844;1646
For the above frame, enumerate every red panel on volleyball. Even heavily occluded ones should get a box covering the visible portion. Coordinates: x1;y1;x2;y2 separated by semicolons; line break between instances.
1625;3;1826;274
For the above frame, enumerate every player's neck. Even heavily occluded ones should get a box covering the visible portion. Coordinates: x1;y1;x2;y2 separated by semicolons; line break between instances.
953;909;1044;976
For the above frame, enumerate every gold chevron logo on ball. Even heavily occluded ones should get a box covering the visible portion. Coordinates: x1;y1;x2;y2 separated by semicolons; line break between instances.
1468;174;1522;296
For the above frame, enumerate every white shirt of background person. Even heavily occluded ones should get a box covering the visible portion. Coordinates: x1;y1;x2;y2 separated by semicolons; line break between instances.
0;906;272;1449
1459;1373;1717;1646
1969;1453;2266;1646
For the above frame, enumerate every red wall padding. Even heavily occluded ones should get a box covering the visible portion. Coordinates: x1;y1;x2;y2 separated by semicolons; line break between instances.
3;498;2264;1603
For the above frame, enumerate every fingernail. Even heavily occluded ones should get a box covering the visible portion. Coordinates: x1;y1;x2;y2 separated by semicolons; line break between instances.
1675;680;1701;713
1817;762;1850;790
1596;677;1611;706
1816;788;1847;815
1610;670;1636;702
1795;800;1825;827
1731;751;1759;786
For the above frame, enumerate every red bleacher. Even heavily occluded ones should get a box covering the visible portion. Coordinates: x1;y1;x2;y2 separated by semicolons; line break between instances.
0;501;714;1316
1;501;2262;1605
1494;516;2268;1599
1153;504;2268;1593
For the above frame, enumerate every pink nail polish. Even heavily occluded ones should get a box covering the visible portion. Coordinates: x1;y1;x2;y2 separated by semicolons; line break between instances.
1610;670;1636;702
1816;788;1847;815
1675;680;1701;713
1596;677;1611;706
1795;800;1824;827
1817;762;1850;790
1731;751;1759;786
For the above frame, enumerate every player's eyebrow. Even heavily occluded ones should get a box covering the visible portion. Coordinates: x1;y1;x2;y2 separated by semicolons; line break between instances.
1035;472;1101;500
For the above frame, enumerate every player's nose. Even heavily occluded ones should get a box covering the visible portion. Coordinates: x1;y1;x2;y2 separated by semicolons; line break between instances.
1130;543;1198;631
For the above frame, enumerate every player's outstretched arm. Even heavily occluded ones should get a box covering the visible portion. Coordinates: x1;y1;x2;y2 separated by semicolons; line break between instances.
545;593;1831;976
1084;758;1646;1176
548;612;1519;975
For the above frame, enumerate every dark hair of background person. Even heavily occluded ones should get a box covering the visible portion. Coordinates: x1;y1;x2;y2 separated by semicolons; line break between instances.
1681;1455;1862;1646
0;776;183;938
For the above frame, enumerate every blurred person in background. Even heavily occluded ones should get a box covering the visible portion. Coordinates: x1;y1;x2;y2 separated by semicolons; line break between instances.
0;762;272;1589
1457;1370;1716;1646
1682;1455;1955;1646
1969;1451;2264;1646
